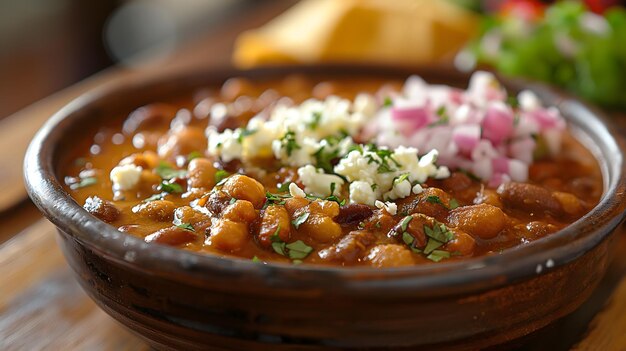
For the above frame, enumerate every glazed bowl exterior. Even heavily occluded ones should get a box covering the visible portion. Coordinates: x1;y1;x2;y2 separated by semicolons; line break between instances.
24;66;626;350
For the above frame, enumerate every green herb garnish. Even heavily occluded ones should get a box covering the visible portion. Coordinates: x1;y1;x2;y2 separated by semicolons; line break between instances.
308;111;322;130
285;240;314;260
426;250;451;262
449;198;460;210
400;216;413;232
426;195;448;208
159;180;183;194
383;96;393;107
187;151;203;162
229;198;238;205
291;212;310;229
393;173;410;186
69;176;97;190
279;130;301;157
277;181;291;192
155;162;187;180
177;223;195;232
237;127;257;143
214;169;231;185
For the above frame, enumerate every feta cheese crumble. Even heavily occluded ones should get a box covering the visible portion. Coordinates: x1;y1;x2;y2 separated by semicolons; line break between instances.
110;164;142;191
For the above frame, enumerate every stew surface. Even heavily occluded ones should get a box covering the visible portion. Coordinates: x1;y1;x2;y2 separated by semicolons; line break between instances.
63;73;602;267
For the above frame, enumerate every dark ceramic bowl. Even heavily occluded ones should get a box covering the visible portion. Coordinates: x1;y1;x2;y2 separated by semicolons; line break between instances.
24;66;626;350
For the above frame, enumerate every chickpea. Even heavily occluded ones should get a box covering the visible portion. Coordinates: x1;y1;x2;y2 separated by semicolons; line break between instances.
145;226;197;246
309;200;340;218
222;200;258;225
157;126;207;161
443;231;475;256
447;204;507;240
222;175;266;209
208;219;249;252
187;158;217;189
366;244;415;268
258;205;291;247
298;213;342;244
284;197;310;215
473;188;503;208
132;200;177;221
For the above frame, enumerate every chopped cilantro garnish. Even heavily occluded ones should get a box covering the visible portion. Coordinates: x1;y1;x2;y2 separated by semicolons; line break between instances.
400;216;413;232
383;96;393;107
375;221;381;228
393;173;410;186
308;111;322;130
426;250;451;262
237;128;257;143
292;212;310;229
427;106;450;127
69;176;97;190
424;222;455;243
285;240;313;260
265;192;290;207
229;197;237;205
426;195;448;208
277;181;291;192
402;232;414;246
313;146;339;173
423;238;444;254
155;162;187;180
143;193;165;202
187;151;203;162
251;256;262;263
507;95;520;109
280;130;301;157
449;198;460;210
177;223;195;232
214;170;230;185
371;183;378;191
159;180;183;194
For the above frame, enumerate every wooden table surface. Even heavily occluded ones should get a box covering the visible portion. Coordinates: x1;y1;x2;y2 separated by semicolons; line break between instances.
1;2;626;350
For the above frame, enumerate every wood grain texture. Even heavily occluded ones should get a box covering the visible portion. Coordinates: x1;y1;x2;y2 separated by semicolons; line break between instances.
0;219;148;351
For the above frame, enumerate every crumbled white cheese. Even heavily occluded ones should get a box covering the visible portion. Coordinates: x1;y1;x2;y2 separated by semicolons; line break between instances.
110;164;142;191
206;128;243;163
412;183;424;194
297;165;345;197
206;94;377;165
375;200;398;215
335;145;447;204
383;179;412;201
289;183;306;198
349;181;377;205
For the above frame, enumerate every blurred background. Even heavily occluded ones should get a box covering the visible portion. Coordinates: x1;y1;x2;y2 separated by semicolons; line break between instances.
1;0;625;123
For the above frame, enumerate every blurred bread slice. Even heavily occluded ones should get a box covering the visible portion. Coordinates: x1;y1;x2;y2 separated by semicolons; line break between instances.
233;0;479;68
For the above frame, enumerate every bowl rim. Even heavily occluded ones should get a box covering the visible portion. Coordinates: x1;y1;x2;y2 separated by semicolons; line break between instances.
23;64;626;298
